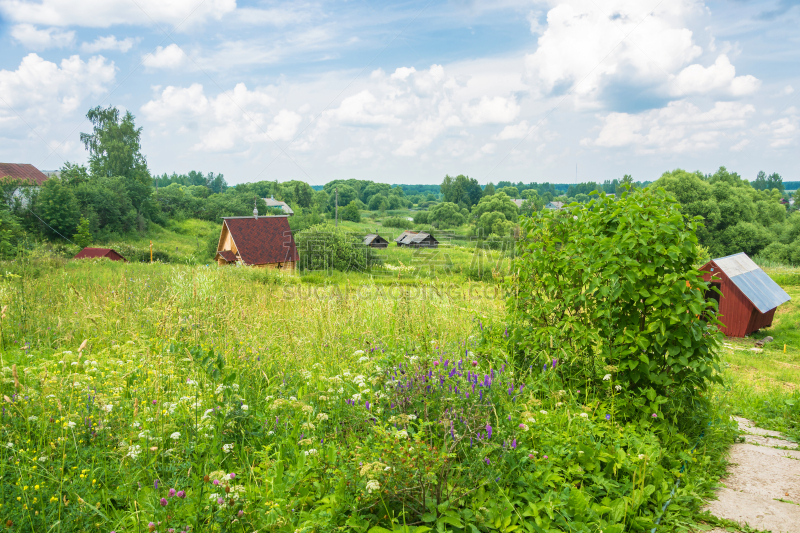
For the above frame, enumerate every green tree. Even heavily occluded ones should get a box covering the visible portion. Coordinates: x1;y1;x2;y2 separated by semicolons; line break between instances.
340;201;361;222
73;216;93;248
482;183;496;197
80;106;150;183
295;224;376;272
427;202;466;229
440;174;482;206
328;185;358;211
0;208;23;258
471;192;519;235
37;178;80;240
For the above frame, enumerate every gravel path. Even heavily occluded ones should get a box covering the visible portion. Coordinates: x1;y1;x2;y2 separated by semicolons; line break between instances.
704;416;800;533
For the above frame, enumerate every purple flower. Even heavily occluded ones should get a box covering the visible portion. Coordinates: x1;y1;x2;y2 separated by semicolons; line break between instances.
160;497;168;507
177;490;186;499
169;488;176;497
152;400;157;405
605;414;611;420
485;457;490;465
471;360;478;367
552;358;558;369
511;438;517;449
238;510;244;517
154;479;159;489
543;363;548;371
217;497;224;505
229;472;236;479
486;424;492;439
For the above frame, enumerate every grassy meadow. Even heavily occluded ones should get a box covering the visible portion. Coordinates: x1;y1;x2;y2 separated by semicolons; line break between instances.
1;250;797;532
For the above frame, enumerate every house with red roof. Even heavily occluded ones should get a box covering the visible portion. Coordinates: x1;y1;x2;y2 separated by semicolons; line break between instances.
0;163;50;186
74;248;127;261
215;214;299;270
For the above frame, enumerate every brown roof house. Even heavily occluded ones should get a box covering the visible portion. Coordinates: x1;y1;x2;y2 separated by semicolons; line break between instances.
74;248;127;261
395;230;438;248
0;163;50;186
215;212;299;270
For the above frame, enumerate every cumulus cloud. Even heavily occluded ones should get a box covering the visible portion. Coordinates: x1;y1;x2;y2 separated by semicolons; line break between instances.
494;120;532;140
0;0;236;28
463;96;520;124
582;100;755;153
141;82;302;152
669;54;760;97
10;23;74;49
0;53;115;130
81;35;138;53
143;44;187;70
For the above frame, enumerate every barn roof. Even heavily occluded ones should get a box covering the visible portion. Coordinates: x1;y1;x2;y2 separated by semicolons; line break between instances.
0;163;49;185
363;234;385;245
216;250;237;263
712;252;791;313
223;216;299;265
395;230;436;245
74;247;125;260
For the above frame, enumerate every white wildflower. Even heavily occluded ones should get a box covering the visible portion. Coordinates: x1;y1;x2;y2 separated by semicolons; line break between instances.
126;445;142;460
603;374;611;381
170;432;181;440
316;413;329;421
304;448;318;456
67;421;76;428
103;404;113;413
358;356;369;362
614;384;622;391
395;429;409;439
222;443;234;453
354;350;365;356
241;405;248;411
540;410;548;415
366;479;380;493
28;415;38;422
352;393;362;401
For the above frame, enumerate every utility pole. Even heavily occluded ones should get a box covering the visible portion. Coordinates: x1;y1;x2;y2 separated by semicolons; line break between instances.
335;187;339;228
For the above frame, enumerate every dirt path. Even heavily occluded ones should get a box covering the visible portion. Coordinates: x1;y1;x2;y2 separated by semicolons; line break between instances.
705;416;800;533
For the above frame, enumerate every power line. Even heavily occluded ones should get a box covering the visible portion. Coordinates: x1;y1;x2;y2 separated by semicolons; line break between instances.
24;207;77;246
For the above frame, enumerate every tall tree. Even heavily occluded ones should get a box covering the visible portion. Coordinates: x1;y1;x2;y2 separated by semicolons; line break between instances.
80;106;150;185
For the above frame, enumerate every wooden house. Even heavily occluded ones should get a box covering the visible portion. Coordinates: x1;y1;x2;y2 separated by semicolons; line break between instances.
544;201;564;210
363;234;389;248
74;247;126;261
395;230;438;248
215;215;299;270
699;252;791;337
263;196;294;215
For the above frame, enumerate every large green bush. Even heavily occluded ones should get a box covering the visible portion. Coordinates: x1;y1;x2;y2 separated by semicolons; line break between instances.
510;187;723;420
295;223;377;272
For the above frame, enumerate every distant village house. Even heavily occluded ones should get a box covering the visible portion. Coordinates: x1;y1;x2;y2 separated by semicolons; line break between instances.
363;234;389;248
544;201;564;210
263;196;294;215
395;230;438;248
0;163;49;186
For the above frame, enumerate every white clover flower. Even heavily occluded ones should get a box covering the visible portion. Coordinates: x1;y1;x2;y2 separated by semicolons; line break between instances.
316;413;329;421
358;356;369;363
67;421;76;428
126;445;141;460
352;393;362;401
304;448;318;456
241;405;249;411
170;432;181;440
366;479;380;493
28;415;38;422
527;417;536;423
603;374;612;381
579;413;588;418
267;430;274;436
614;384;622;391
395;430;409;439
103;404;113;413
407;414;417;420
6;443;13;449
222;443;234;453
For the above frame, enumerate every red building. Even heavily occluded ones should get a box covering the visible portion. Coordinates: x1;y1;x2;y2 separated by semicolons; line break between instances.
74;248;127;262
0;163;50;185
214;215;298;270
700;252;790;337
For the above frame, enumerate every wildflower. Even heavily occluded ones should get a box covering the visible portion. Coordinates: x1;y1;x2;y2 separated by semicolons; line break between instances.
579;413;588;418
169;488;176;497
486;424;492;439
605;414;611;420
160;498;167;507
148;523;155;532
154;479;159;489
652;413;658;418
395;429;409;439
638;454;646;460
222;443;234;453
170;432;181;440
485;458;490;465
471;361;478;367
366;479;380;493
615;384;622;391
177;490;186;498
28;415;38;421
304;448;318;456
217;497;225;505
103;404;113;413
241;405;248;411
67;421;76;428
603;374;611;381
229;473;236;479
511;439;517;449
518;423;529;431
238;509;244;517
540;410;547;415
543;455;548;459
316;413;329;421
354;350;365;356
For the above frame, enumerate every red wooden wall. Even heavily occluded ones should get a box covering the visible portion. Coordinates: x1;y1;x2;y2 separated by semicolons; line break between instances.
699;261;774;337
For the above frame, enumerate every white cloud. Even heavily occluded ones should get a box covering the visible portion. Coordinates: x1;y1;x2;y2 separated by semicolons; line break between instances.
775;85;794;97
669;54;760;97
141;82;301;152
327;90;402;126
0;53;115;131
10;23;74;49
143;44;187;70
583;100;756;153
758;108;798;148
0;0;236;28
494;120;532;140
81;35;138;53
463;96;520;124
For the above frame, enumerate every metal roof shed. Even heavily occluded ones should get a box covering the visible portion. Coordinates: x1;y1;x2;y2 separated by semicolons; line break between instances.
699;252;791;337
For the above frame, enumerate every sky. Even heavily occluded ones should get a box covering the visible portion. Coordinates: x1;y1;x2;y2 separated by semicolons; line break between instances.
0;0;798;186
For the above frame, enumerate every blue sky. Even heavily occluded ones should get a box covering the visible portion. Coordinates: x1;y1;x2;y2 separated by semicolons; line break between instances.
0;0;797;186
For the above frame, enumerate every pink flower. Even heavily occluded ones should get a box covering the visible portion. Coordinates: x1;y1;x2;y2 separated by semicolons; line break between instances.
471;361;478;367
229;473;236;480
177;490;186;499
434;361;439;367
213;480;219;486
160;497;168;507
168;488;176;498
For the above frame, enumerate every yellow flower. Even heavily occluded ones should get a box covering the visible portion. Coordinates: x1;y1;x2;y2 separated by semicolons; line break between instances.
34;485;39;490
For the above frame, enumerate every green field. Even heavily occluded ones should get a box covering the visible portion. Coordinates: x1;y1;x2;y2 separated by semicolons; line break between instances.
1;252;797;532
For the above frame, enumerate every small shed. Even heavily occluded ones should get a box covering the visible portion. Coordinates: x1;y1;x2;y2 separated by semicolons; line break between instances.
395;230;438;248
74;247;126;261
262;196;294;215
700;252;791;337
363;234;389;248
215;215;299;270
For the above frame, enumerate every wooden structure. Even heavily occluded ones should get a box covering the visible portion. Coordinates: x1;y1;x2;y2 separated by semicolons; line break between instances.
700;252;791;337
263;196;294;215
215;215;298;270
395;230;438;248
363;234;389;248
74;247;126;261
0;163;49;185
544;201;564;210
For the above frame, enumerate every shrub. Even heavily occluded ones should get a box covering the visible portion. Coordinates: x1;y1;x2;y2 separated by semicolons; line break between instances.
381;216;409;229
295;223;377;272
510;187;722;421
413;211;428;224
340;201;361;222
